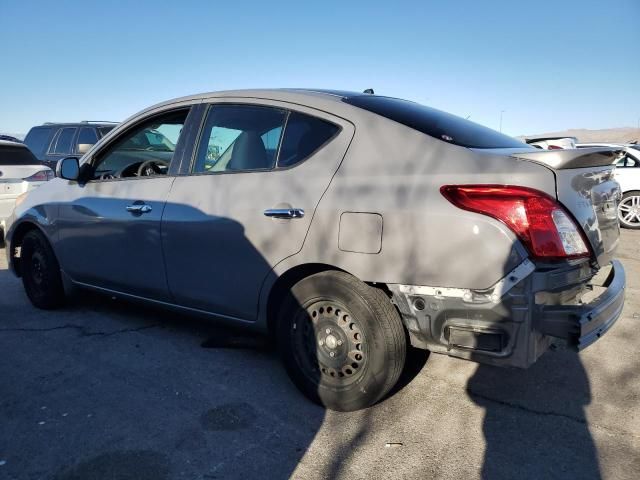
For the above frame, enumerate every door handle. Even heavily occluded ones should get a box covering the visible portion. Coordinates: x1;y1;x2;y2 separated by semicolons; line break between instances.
126;204;153;214
263;208;305;219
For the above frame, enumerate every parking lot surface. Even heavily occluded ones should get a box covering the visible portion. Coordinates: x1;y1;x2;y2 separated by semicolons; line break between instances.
0;231;639;480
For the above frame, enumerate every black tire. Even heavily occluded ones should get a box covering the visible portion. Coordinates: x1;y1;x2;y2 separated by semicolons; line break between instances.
618;191;640;230
276;270;406;411
21;229;65;309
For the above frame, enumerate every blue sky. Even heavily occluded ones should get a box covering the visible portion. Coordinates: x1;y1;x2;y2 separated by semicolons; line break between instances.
0;0;638;136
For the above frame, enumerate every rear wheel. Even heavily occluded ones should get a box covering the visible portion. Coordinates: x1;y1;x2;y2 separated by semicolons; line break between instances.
21;229;65;309
276;271;406;411
618;191;640;229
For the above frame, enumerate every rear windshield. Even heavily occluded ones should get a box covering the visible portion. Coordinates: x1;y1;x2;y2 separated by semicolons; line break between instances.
343;96;529;149
24;127;53;157
0;145;42;165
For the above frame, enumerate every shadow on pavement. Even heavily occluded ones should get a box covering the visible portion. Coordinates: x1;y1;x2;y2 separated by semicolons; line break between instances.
468;350;601;480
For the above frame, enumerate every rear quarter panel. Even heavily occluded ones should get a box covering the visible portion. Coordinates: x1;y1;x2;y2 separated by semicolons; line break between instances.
263;112;557;317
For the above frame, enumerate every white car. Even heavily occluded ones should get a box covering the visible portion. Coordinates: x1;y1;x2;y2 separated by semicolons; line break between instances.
577;143;640;229
526;136;577;150
0;140;53;243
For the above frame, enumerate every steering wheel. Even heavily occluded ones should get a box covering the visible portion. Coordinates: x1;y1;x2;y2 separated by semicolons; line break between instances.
137;160;169;177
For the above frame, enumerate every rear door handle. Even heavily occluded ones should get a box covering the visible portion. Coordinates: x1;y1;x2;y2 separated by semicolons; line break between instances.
263;208;305;219
126;204;153;214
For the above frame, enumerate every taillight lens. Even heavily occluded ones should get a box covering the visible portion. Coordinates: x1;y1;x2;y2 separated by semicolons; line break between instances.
23;170;54;182
440;185;590;260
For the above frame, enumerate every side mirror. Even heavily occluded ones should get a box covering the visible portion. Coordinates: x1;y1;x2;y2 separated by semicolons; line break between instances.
76;143;94;155
57;157;80;181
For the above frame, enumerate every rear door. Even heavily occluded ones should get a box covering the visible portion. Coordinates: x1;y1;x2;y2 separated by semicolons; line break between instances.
162;101;354;320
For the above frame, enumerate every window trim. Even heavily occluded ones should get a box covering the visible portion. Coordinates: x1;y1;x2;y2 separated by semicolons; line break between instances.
48;127;78;156
188;102;342;177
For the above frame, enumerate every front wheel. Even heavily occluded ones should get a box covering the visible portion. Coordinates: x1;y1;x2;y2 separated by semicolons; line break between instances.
618;191;640;229
21;229;65;309
276;271;406;411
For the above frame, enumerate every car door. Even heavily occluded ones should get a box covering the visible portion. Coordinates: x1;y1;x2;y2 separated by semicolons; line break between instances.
56;106;196;300
162;101;354;320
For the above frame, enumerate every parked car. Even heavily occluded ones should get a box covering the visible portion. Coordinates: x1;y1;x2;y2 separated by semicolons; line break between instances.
0;140;53;244
5;89;625;411
23;121;117;171
525;136;577;149
577;143;640;229
0;135;22;143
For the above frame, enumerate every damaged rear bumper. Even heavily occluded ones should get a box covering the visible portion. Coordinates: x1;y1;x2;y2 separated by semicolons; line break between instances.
536;260;625;350
389;259;626;368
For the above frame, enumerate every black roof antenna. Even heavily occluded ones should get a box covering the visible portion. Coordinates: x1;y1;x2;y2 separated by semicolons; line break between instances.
363;88;374;94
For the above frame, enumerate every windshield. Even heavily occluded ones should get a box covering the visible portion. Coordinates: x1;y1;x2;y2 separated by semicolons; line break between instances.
23;127;52;157
344;95;530;149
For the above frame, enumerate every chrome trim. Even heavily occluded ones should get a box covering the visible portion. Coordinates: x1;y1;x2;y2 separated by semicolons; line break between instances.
126;204;152;214
263;208;305;219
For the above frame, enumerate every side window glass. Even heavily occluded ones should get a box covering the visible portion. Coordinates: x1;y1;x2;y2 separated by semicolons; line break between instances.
91;109;188;180
278;112;339;168
194;105;286;173
615;154;640;168
76;127;99;153
52;127;77;155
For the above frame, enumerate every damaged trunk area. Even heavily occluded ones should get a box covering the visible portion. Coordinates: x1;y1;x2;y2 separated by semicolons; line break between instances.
389;255;624;368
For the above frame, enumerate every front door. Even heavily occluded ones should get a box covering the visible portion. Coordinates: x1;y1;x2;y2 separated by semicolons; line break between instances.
56;108;192;300
162;102;354;320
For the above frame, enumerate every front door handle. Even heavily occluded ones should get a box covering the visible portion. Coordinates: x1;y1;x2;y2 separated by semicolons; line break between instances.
263;208;305;219
126;204;153;214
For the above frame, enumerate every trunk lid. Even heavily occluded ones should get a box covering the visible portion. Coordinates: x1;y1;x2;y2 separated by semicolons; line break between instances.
512;147;622;266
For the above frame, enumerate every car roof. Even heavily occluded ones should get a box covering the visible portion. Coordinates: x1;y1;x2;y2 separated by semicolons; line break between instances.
32;122;118;128
0;139;29;148
139;88;368;112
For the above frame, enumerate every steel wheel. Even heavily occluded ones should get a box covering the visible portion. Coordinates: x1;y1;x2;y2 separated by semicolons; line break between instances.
618;192;640;229
276;270;406;411
291;299;367;387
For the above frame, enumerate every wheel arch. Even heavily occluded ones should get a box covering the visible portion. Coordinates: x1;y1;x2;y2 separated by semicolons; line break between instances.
8;221;47;277
264;262;397;337
265;263;348;337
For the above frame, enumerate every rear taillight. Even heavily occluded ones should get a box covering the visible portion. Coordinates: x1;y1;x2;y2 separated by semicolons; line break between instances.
547;145;564;150
441;185;591;260
23;170;54;182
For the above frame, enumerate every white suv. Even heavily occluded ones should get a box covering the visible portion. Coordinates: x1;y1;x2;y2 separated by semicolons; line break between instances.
0;140;53;243
577;143;640;229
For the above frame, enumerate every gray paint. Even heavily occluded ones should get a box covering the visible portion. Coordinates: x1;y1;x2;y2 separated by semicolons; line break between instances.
338;212;383;254
4;89;623;346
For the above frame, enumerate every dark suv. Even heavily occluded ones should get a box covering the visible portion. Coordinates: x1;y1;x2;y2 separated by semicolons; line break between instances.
23;121;117;171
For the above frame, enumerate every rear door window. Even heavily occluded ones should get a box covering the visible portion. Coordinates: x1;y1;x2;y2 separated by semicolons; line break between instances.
194;105;287;173
344;95;528;149
24;127;53;158
76;127;99;153
51;127;77;155
278;112;340;168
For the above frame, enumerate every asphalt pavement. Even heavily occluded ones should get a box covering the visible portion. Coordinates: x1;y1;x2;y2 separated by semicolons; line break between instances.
0;231;639;480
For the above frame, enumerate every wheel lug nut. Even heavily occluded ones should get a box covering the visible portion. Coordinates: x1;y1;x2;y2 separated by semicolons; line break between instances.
326;328;331;334
337;340;343;346
319;340;324;346
330;352;336;357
